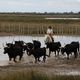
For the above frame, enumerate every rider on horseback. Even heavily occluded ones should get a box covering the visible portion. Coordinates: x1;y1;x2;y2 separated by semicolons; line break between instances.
45;26;54;43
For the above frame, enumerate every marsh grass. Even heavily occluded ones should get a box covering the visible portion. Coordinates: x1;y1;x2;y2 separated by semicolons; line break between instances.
0;22;80;35
0;70;80;80
0;14;80;35
0;70;48;80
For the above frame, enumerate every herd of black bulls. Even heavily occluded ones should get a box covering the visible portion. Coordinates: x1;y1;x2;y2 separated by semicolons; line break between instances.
3;40;80;63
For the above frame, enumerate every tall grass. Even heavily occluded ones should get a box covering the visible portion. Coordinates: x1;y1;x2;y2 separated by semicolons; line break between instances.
0;14;80;35
0;70;80;80
0;70;48;80
0;22;80;35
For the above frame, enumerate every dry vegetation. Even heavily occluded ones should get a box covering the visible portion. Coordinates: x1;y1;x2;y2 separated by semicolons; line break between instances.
0;13;80;35
0;68;80;80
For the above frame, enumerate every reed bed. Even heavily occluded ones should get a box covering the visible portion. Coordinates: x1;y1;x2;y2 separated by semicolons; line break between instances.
0;22;80;35
0;14;80;35
0;70;80;80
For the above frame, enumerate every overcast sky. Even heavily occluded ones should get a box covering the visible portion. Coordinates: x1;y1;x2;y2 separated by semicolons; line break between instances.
0;0;80;12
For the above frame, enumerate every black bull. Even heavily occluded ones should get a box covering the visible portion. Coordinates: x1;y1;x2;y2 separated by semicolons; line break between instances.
61;43;78;59
71;41;79;53
4;46;24;62
28;47;48;63
45;42;61;57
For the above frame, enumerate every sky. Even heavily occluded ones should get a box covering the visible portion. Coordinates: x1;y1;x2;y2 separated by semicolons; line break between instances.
0;0;80;13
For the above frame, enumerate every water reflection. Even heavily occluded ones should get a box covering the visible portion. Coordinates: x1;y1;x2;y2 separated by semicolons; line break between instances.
0;35;80;66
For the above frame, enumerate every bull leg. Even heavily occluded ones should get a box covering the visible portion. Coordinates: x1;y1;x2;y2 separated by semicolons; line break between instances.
14;57;17;62
74;51;77;58
19;55;23;61
78;47;79;52
8;56;12;61
57;50;59;56
27;51;29;55
74;53;77;58
9;57;11;61
67;54;69;60
55;51;57;57
38;58;41;62
43;56;46;62
70;52;72;55
49;50;51;57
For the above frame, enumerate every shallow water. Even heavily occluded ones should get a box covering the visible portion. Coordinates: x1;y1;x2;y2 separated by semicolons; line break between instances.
45;18;80;20
0;35;80;66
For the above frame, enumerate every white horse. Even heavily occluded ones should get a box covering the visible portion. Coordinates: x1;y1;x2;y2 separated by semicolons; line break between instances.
44;35;54;43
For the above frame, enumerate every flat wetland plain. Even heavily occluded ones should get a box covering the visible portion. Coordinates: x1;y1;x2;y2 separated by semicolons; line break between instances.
0;13;80;80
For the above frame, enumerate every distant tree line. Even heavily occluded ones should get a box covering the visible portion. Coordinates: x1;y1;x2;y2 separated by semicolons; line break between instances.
0;11;80;15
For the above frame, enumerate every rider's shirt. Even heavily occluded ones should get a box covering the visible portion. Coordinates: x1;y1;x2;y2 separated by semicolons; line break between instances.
47;29;53;35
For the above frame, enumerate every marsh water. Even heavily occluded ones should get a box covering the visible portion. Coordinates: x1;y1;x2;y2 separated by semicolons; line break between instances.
0;35;80;66
45;18;80;20
0;35;80;75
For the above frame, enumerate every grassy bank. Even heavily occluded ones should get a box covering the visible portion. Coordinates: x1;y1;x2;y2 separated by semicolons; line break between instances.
0;70;80;80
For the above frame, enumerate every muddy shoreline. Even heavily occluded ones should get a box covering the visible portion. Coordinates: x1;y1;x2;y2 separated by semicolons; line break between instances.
0;54;80;76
